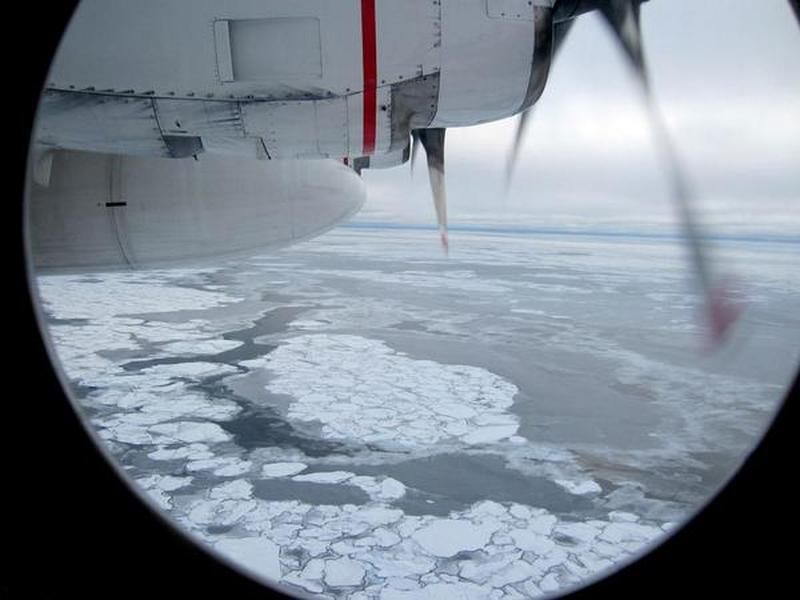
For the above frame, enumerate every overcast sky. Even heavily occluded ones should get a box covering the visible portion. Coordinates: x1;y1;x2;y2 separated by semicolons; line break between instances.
359;0;800;234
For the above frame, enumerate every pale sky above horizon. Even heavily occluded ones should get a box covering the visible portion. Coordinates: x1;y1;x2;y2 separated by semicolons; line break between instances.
359;0;800;235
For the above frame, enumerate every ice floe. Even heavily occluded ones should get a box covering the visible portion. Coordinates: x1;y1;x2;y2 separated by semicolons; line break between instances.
161;339;244;355
36;271;237;320
149;421;232;444
170;475;667;598
412;519;496;557
555;479;603;496
148;443;214;461
324;558;367;587
262;462;309;477
37;229;793;599
35;266;668;599
264;334;520;449
137;474;193;510
293;471;354;484
191;456;253;477
214;537;282;581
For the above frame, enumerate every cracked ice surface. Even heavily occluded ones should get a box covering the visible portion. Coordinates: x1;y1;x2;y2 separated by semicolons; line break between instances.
35;266;668;599
178;479;664;599
36;271;247;454
37;271;242;385
263;334;519;448
36;229;793;599
36;271;234;320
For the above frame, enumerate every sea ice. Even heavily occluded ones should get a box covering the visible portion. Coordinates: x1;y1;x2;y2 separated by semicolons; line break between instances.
292;471;354;484
133;392;240;422
261;462;308;477
97;421;155;445
553;522;600;544
510;529;556;555
147;444;214;460
36;272;237;320
459;550;523;584
148;421;231;444
213;459;253;477
265;334;519;449
462;424;519;445
554;479;602;495
214;537;281;582
187;456;236;472
142;487;172;510
361;549;436;578
141;361;238;380
138;474;193;492
299;558;326;581
348;476;407;501
137;474;193;511
412;519;496;557
187;498;258;528
608;511;640;523
598;522;662;544
283;572;324;594
473;500;509;518
487;560;534;587
370;528;401;548
351;506;404;527
37;234;707;600
539;572;561;593
509;504;531;520
161;339;243;355
527;514;557;536
209;479;253;500
323;558;366;587
382;581;488;600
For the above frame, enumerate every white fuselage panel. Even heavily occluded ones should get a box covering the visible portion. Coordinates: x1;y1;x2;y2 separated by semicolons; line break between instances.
38;0;549;164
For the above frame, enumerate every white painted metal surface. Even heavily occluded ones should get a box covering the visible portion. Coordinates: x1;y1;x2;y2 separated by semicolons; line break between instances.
37;0;554;162
50;0;364;97
374;0;441;83
430;0;536;127
28;151;365;271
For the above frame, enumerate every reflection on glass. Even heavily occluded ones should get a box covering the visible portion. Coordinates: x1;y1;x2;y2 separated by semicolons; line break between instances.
27;0;799;598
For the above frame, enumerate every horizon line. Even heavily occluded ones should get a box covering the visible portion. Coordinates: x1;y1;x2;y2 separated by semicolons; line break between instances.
341;221;800;245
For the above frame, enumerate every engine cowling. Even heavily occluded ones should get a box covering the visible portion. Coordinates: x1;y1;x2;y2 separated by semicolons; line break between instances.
38;0;555;165
27;150;365;272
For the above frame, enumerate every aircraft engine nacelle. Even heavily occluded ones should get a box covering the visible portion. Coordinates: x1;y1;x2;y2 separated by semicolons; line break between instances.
39;0;558;164
27;151;365;272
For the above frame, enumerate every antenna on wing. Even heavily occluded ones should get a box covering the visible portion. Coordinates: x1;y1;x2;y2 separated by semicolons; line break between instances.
599;0;742;348
415;128;448;253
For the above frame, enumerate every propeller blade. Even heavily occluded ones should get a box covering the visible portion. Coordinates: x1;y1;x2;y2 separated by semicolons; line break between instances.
506;107;532;191
506;17;572;189
598;0;648;82
790;0;800;27
642;95;742;349
410;130;421;178
417;128;448;253
601;0;742;347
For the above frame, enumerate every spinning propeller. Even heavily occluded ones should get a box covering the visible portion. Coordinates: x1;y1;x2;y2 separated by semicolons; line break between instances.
591;0;743;348
414;0;800;349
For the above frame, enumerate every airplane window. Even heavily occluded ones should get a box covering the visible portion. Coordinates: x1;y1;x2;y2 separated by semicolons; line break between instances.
22;0;798;598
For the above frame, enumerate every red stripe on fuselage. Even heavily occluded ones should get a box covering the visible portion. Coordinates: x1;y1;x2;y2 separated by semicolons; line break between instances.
360;0;377;154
